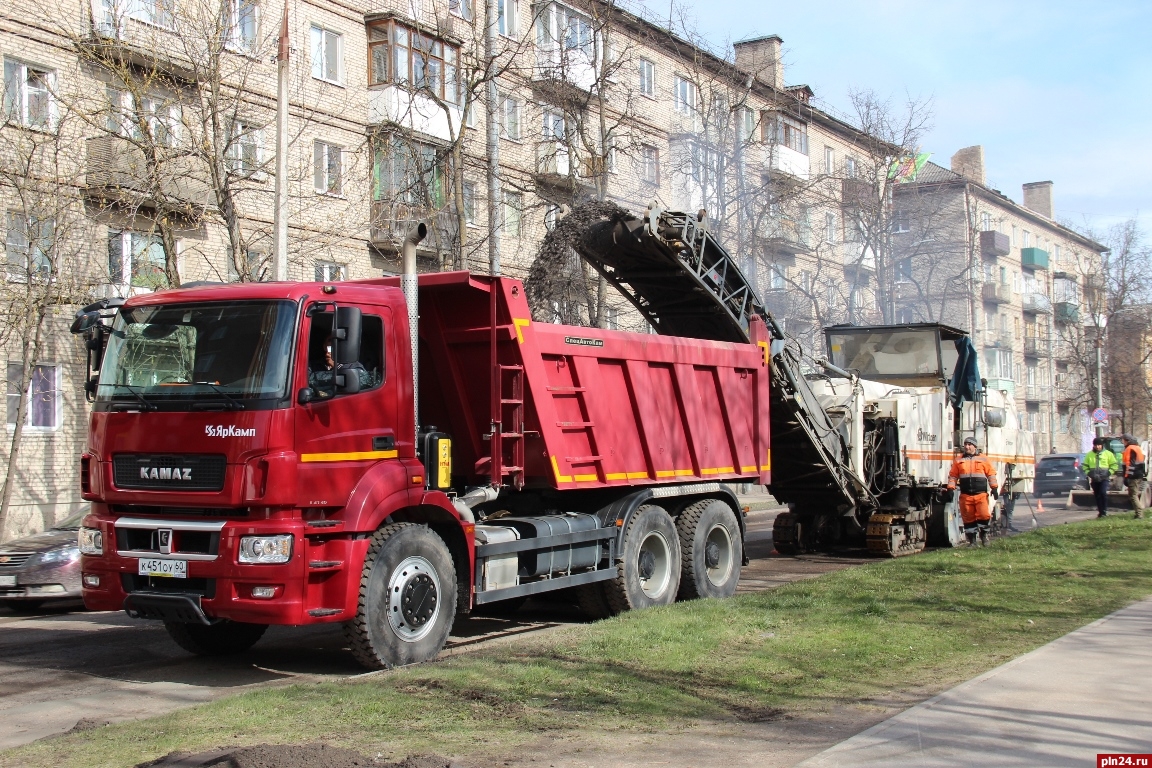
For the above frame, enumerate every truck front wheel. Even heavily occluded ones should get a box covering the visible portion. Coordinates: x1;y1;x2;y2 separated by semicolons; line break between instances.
344;523;457;670
164;619;267;655
604;504;681;613
676;500;741;600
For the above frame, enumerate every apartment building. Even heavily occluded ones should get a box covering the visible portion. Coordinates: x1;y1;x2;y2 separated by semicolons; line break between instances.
888;146;1106;453
0;0;889;536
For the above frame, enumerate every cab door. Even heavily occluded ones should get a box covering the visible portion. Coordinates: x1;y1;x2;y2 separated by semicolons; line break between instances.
293;302;400;509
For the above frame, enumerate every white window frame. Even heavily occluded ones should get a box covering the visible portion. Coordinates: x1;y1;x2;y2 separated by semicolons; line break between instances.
768;264;785;290
891;210;910;234
448;0;472;21
3;59;56;130
227;247;270;282
313;139;343;195
314;260;347;281
228;122;264;176
639;143;659;185
502;190;522;238
310;25;343;84
825;212;837;243
824;145;834;173
108;229;170;289
638;57;654;98
497;0;517;37
981;211;991;231
845;156;857;178
499;95;521;140
5;211;53;281
6;362;61;432
672;75;696;116
224;0;259;52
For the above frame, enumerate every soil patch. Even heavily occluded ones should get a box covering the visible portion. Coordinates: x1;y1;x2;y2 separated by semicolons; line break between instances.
136;744;459;768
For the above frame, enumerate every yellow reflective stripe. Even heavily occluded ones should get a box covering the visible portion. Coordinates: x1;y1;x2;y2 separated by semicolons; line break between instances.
701;466;736;475
550;455;573;483
300;450;398;463
513;317;531;344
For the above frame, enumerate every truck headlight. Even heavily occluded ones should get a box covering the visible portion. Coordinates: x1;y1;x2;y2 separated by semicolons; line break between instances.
78;527;103;555
239;535;293;564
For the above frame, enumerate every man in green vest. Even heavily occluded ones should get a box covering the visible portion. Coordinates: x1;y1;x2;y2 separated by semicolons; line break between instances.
1083;437;1119;518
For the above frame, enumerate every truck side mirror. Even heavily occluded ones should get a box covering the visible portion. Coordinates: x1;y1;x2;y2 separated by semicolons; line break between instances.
335;307;361;365
336;372;360;394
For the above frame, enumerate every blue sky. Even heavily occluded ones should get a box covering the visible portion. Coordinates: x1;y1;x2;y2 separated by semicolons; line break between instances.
639;0;1152;238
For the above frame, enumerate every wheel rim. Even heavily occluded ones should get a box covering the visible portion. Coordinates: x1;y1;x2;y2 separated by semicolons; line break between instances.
637;531;672;599
387;556;441;642
703;522;734;587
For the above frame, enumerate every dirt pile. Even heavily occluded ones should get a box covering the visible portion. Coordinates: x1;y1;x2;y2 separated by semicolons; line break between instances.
137;743;461;768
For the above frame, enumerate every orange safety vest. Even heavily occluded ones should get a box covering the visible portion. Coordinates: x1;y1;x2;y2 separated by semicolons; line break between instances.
1123;444;1146;479
948;455;998;496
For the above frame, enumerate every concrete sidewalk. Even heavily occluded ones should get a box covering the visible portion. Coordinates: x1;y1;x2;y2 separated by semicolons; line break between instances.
800;597;1152;767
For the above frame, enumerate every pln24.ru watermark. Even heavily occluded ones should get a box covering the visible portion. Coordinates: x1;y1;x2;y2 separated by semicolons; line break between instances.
1099;756;1152;767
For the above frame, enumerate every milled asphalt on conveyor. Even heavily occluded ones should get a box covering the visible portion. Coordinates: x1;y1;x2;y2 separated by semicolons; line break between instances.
0;497;1098;749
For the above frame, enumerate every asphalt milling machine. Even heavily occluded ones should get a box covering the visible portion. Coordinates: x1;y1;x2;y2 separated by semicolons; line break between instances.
565;203;1035;557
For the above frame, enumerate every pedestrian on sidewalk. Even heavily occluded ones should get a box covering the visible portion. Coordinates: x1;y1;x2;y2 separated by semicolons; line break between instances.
948;437;997;545
1083;437;1118;518
1121;434;1147;519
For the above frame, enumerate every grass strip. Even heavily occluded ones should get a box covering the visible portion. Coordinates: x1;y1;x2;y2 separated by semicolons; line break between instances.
6;517;1152;767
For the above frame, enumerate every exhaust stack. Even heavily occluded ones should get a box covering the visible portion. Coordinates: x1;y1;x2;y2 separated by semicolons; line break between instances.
402;223;428;432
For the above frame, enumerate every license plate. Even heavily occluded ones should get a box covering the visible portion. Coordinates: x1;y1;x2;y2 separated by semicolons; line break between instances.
0;575;15;587
1046;472;1063;477
138;558;187;579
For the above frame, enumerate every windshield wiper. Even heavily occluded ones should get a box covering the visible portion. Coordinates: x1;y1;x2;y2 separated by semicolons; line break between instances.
113;384;157;411
194;381;245;410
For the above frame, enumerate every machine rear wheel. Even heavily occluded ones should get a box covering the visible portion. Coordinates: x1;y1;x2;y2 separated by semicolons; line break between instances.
676;500;741;600
344;523;457;670
164;620;267;655
604;505;681;613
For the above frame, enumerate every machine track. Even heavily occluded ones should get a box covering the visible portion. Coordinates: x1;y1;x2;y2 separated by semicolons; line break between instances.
865;514;927;557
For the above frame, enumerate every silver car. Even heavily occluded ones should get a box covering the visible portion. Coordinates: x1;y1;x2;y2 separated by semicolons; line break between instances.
0;510;86;613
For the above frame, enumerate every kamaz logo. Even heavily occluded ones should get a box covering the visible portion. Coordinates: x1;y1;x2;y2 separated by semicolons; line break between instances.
205;425;256;438
140;467;192;481
917;428;938;442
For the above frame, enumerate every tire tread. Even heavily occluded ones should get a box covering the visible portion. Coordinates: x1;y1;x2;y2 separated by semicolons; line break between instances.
343;522;415;670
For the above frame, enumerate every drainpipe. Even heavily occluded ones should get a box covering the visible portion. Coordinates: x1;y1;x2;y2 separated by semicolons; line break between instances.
402;223;428;433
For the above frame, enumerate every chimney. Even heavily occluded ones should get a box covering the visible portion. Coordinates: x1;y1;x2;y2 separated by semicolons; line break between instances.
1022;181;1054;219
950;145;985;186
734;35;783;90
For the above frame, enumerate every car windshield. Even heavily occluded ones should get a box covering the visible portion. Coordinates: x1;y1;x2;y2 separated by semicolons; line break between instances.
1040;457;1077;467
98;301;296;403
826;329;942;380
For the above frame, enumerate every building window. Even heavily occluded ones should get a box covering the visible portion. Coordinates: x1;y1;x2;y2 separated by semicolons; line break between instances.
372;135;447;208
799;269;812;293
1022;230;1030;248
315;261;346;281
502;191;522;238
448;0;472;20
227;248;270;282
824;145;834;173
6;363;60;430
891;210;910;234
544;203;561;232
228;122;262;175
5;212;53;279
845;156;857;178
462;181;477;225
108;230;168;289
640;144;659;184
768;264;785;290
763;114;808;155
313;140;342;195
895;257;912;283
673;75;697;115
825;212;837;243
368;20;460;104
638;57;654;97
223;0;258;50
499;96;521;139
310;25;342;84
3;59;54;130
498;0;517;36
1011;225;1018;247
981;211;991;231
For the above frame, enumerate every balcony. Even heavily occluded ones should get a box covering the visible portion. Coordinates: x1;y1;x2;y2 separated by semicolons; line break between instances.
1024;384;1043;402
1021;247;1050;270
1055;301;1080;324
84;135;211;215
980;230;1011;257
369;203;459;255
767;145;810;181
756;218;812;255
1023;337;1050;357
982;282;1012;304
842;242;876;273
1022;292;1052;314
983;329;1014;349
985;378;1016;397
368;87;463;144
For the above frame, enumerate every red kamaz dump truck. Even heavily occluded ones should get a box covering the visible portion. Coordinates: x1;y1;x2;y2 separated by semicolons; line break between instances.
71;245;771;667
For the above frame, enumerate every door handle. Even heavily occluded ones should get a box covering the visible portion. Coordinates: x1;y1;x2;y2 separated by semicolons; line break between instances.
373;436;395;451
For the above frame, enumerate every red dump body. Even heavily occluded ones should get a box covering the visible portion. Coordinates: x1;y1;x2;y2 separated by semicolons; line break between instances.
408;272;772;489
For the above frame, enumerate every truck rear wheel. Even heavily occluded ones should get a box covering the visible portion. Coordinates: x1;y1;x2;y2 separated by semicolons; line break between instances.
604;504;681;613
676;500;741;600
164;620;267;655
344;523;457;670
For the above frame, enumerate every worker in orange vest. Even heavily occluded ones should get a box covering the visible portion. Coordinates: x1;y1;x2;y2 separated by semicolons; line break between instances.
947;437;998;546
1121;435;1147;519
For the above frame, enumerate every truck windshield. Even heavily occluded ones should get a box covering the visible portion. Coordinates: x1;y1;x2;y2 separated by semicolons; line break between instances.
98;301;296;404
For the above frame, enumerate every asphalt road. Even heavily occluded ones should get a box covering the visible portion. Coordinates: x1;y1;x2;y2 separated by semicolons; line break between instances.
0;496;1101;749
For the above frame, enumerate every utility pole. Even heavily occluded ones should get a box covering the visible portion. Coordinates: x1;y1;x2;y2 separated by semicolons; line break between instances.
1096;329;1106;437
272;0;290;282
484;0;501;276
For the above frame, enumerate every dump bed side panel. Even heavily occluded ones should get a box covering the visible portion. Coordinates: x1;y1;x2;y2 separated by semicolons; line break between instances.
414;273;770;490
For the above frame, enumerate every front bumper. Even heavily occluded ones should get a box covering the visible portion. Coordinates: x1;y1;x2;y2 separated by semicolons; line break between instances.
81;512;363;625
0;561;82;602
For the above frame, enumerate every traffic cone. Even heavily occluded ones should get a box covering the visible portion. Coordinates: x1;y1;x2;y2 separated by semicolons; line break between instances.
1038;499;1045;514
